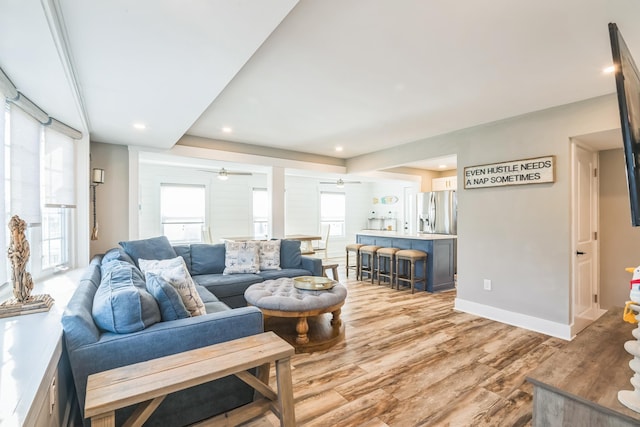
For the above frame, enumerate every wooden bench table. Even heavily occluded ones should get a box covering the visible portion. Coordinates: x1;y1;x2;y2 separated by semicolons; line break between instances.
85;331;296;427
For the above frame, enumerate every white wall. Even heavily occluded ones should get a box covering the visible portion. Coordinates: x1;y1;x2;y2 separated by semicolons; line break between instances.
89;142;129;257
599;148;640;308
138;165;406;258
139;163;267;242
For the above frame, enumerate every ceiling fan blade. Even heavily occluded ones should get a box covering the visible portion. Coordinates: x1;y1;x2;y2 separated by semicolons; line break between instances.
197;169;252;176
319;180;361;184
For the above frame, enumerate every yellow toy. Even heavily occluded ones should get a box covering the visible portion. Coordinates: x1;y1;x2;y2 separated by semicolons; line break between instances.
624;267;640;324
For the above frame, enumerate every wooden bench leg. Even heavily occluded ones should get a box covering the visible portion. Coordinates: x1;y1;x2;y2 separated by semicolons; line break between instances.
254;362;271;401
91;411;116;427
275;357;296;427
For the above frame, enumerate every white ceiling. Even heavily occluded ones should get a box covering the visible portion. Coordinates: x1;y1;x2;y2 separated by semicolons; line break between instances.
1;0;638;171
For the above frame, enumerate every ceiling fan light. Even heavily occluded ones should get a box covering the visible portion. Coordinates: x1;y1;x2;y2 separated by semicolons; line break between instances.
336;179;345;188
218;168;229;181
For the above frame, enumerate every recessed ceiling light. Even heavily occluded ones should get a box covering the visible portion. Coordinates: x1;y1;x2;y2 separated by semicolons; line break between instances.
133;123;146;130
438;164;447;169
335;146;343;152
603;65;616;74
222;126;233;133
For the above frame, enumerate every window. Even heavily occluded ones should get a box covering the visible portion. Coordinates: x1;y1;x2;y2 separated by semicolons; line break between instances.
320;192;345;237
41;207;71;270
252;188;268;238
160;184;206;243
0;70;80;285
42;127;76;272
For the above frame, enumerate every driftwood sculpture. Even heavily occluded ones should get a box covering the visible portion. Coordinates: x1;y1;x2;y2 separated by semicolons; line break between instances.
8;215;34;302
0;215;52;317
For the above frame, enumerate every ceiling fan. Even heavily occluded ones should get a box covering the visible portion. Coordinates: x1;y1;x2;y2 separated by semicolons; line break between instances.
320;178;361;188
198;167;252;181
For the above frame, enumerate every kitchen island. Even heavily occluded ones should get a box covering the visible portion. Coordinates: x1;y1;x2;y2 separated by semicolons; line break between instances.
356;231;456;292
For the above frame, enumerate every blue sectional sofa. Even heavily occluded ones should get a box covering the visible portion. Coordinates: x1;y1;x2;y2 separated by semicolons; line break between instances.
62;238;322;426
176;239;323;308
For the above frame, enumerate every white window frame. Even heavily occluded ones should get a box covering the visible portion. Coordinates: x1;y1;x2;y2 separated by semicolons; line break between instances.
252;187;268;239
160;183;206;244
320;191;346;237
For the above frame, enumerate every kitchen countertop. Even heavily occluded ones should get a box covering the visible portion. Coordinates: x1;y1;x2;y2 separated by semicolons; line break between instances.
357;230;457;240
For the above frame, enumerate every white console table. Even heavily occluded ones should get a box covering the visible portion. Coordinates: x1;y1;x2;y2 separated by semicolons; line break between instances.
0;269;81;426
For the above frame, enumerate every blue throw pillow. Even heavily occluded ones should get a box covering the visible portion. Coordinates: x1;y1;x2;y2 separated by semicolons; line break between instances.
102;248;136;266
119;236;177;267
92;262;160;333
190;243;226;275
280;239;302;269
145;272;191;321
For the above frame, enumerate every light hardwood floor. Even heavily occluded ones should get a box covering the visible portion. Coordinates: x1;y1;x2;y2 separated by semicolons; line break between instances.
243;261;566;427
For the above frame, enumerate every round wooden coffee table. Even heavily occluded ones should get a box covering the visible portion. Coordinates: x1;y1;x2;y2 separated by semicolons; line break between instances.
244;277;347;353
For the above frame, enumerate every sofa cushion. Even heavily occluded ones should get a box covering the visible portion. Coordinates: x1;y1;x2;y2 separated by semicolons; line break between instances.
173;244;192;273
190;243;226;275
223;241;260;274
257;268;312;280
195;284;219;303
204;301;232;314
145;272;191;321
280;239;302;269
92;261;161;334
119;236;177;267
139;257;207;317
193;273;263;299
259;240;281;271
102;248;136;266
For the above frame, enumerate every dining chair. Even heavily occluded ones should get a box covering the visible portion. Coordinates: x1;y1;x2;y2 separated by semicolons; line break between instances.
313;224;331;260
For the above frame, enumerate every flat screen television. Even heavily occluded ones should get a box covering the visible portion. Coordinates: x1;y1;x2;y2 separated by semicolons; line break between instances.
609;23;640;226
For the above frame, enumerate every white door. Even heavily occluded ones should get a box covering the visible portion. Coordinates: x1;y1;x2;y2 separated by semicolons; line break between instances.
403;187;415;234
571;143;603;336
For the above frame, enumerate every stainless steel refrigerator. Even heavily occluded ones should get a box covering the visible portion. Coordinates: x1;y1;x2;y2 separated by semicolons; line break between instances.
416;191;457;235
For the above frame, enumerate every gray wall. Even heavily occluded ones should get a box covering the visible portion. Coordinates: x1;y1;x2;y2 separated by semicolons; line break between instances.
348;94;620;330
89;142;129;257
599;148;640;309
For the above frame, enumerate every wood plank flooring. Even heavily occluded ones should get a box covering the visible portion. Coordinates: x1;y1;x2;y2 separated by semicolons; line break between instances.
242;262;566;427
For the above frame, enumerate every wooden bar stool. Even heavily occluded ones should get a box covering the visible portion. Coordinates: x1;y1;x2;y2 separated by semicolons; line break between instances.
345;243;364;279
376;247;400;287
358;245;381;283
395;249;427;293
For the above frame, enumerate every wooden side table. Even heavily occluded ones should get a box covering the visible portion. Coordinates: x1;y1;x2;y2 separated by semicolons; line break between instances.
85;332;296;427
321;262;339;280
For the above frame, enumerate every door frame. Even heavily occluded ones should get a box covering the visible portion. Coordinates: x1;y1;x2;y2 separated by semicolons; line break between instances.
570;141;605;337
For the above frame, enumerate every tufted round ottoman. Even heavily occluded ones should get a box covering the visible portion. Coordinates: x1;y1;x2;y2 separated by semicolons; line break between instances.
245;277;347;351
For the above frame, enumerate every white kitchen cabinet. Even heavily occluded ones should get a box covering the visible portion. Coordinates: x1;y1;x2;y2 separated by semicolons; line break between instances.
432;176;457;191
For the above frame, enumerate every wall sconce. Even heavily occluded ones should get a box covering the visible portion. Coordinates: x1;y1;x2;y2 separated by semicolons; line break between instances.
91;168;105;240
92;168;105;184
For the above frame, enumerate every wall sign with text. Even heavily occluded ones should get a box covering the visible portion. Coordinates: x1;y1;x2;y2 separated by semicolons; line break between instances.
464;156;555;189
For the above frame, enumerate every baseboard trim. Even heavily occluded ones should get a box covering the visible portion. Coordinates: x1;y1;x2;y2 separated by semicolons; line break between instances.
454;298;573;341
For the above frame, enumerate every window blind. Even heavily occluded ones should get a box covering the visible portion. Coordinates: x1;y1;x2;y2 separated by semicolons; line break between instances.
0;100;6;284
44;127;76;207
10;105;41;225
160;184;206;224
